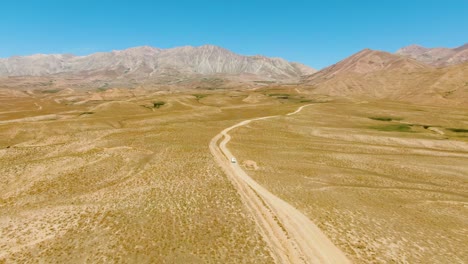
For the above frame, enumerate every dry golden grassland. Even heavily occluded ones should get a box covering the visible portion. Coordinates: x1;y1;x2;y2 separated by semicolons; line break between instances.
0;88;304;263
229;100;468;263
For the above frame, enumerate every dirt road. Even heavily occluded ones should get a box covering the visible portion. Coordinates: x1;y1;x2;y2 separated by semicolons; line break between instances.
209;104;350;263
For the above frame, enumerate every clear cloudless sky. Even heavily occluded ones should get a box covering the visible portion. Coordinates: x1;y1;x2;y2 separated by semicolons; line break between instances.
0;0;467;69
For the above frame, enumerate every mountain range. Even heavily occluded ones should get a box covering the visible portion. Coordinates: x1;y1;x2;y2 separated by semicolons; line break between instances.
0;43;467;105
0;45;316;84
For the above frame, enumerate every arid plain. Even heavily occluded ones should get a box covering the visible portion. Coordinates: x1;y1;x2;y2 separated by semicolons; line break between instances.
229;97;468;263
1;86;467;263
0;88;295;263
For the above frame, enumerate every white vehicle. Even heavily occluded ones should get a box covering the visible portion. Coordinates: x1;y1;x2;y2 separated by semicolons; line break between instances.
231;157;237;163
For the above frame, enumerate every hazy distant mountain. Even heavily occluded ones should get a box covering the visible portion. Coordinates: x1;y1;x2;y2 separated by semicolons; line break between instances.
396;43;468;67
0;45;316;84
303;49;468;105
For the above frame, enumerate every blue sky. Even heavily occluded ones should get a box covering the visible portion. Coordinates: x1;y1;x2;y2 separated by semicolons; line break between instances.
0;0;467;69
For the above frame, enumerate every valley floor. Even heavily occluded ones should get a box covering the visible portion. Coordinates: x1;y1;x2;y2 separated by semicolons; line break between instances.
1;88;467;263
0;89;289;263
229;100;468;263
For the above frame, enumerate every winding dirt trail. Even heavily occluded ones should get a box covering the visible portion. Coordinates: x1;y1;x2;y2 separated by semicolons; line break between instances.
209;104;350;263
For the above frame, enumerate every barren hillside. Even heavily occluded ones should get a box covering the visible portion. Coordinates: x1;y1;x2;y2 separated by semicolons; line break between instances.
303;49;468;105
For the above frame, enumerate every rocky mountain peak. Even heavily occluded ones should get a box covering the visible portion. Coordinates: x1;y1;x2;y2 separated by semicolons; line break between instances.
395;43;468;66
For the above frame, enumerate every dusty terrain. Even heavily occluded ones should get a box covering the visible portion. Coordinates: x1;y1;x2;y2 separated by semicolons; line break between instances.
229;100;468;263
0;88;306;263
1;85;467;263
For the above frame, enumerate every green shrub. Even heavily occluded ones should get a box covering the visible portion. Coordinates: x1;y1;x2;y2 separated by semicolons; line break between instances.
369;116;402;122
79;112;94;116
370;124;412;132
193;94;208;100
153;101;166;108
447;128;468;133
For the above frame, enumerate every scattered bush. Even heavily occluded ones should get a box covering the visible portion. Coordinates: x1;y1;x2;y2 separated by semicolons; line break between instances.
447;128;468;133
268;93;290;97
369;116;402;122
153;101;166;108
193;94;208;100
79;112;94;116
370;124;412;132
